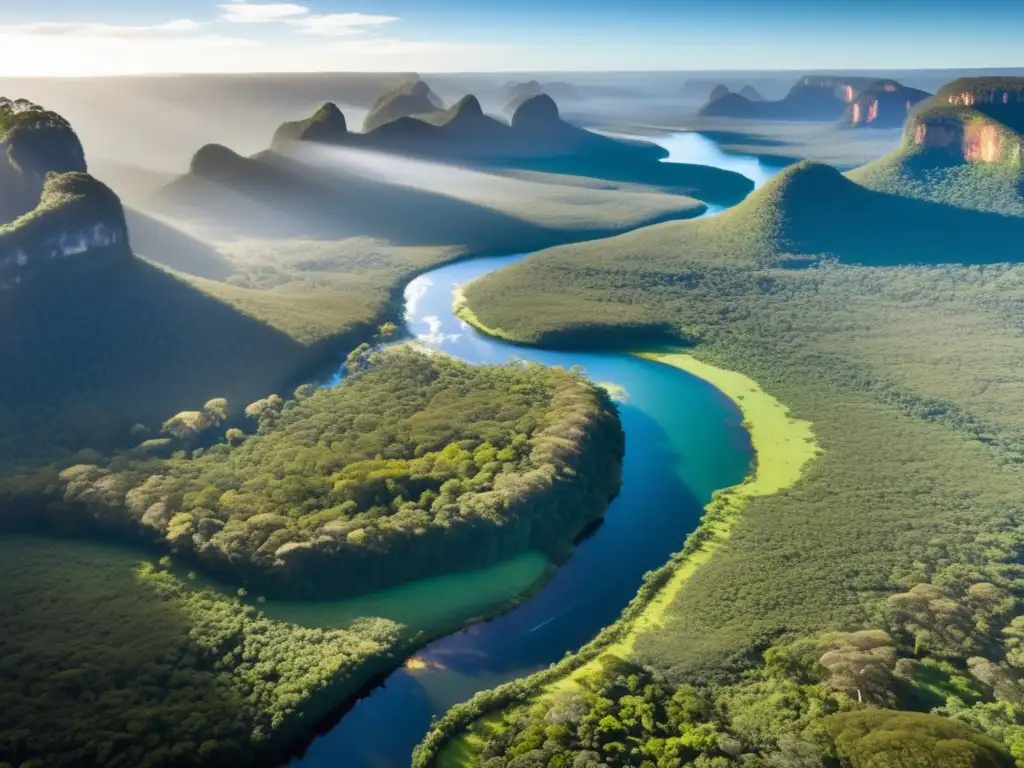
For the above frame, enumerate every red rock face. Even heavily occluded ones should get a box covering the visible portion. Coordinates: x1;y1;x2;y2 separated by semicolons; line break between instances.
851;102;862;124
842;84;854;102
963;123;1002;163
867;99;879;124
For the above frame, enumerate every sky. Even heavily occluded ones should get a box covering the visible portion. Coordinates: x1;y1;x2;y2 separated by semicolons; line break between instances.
1;0;1023;77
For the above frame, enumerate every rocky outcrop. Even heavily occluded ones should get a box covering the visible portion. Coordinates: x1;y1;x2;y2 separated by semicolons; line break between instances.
841;81;931;129
905;108;1019;165
0;100;129;289
0;172;130;289
271;102;348;148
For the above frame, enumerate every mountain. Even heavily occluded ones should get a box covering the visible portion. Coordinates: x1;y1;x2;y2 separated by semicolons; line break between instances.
851;77;1024;215
708;84;732;103
739;85;765;102
1;99;128;290
502;80;584;114
271;101;348;148
362;79;445;132
269;93;671;165
840;80;931;129
699;75;892;121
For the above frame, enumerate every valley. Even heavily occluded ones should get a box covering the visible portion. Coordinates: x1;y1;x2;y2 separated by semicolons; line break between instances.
2;52;1024;768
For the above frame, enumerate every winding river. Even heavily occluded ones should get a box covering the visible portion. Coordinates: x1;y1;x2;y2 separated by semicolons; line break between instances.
286;132;782;767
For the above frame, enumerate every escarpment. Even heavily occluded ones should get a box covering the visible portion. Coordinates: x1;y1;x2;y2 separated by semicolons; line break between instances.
0;99;129;290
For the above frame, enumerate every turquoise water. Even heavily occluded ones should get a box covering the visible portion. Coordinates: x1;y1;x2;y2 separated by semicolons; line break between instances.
287;133;780;768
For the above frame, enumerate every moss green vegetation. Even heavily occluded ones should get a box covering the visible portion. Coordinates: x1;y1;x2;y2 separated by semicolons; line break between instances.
420;145;1024;762
2;349;624;599
0;535;404;768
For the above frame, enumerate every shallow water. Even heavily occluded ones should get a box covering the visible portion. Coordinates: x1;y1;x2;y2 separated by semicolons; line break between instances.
287;132;779;768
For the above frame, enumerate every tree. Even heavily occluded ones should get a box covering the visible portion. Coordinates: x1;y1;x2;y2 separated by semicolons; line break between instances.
817;630;897;706
827;710;1014;768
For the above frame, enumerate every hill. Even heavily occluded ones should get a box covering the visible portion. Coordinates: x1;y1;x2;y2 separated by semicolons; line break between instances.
739;84;765;102
708;84;731;103
215;97;754;206
841;80;931;129
270;101;348;148
851;77;1024;215
698;75;906;121
362;79;444;132
700;80;849;121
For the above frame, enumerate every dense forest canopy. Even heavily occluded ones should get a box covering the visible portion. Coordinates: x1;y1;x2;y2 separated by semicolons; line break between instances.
2;349;624;598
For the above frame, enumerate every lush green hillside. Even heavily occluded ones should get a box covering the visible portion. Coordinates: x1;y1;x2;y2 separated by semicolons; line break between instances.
0;535;404;768
851;77;1024;215
421;151;1024;763
2;349;624;598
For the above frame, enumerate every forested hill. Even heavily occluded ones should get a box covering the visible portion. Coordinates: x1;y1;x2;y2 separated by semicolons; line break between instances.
852;76;1024;215
0;98;129;289
2;348;625;599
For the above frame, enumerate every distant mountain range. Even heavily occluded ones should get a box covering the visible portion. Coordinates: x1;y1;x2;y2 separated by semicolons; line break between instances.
698;75;929;126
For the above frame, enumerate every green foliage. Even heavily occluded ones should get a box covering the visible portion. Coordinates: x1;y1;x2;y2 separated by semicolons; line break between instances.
0;535;402;768
4;349;624;598
827;710;1014;768
440;143;1024;762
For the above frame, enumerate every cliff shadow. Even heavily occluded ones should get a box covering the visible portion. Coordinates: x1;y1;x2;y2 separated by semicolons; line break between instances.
148;150;554;253
125;207;237;281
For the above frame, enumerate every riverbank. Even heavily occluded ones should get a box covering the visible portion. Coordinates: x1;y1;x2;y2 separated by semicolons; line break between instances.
420;347;819;768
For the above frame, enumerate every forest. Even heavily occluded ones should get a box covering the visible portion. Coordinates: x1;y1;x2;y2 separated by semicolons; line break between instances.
0;536;404;768
0;348;624;598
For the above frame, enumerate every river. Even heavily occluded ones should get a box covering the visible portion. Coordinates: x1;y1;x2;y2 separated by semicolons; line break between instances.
286;132;782;767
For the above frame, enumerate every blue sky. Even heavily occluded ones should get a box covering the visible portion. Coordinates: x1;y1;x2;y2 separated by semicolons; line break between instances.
1;0;1022;76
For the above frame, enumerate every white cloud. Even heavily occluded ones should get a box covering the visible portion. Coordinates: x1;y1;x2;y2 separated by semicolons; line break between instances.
218;2;310;23
0;19;201;38
288;13;399;36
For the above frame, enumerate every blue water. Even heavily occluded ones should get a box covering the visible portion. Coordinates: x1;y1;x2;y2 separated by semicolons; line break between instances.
288;133;779;768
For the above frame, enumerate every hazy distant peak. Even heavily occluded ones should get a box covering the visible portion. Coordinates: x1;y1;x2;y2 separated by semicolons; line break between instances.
709;85;731;102
511;94;560;128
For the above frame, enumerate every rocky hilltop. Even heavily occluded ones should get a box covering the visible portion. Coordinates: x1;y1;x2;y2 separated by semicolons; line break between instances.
0;99;129;289
840;80;931;129
851;77;1024;215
